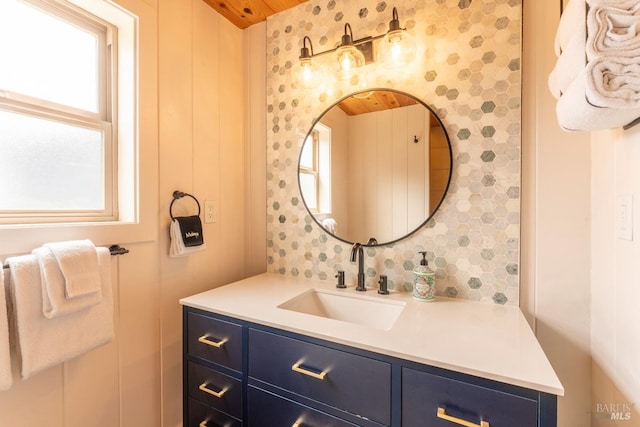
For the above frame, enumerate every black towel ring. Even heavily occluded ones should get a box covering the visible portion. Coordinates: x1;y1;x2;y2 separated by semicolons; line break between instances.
170;191;201;220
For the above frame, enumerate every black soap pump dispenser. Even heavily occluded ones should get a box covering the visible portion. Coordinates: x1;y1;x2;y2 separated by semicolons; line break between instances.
413;251;435;301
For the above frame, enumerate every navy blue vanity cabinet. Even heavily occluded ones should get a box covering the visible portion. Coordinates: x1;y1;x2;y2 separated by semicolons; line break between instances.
248;328;392;426
184;310;245;427
182;307;557;427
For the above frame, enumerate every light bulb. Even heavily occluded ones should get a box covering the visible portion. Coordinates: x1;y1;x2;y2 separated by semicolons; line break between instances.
377;29;416;69
296;36;323;88
377;7;416;69
333;23;366;81
295;57;321;88
335;45;365;80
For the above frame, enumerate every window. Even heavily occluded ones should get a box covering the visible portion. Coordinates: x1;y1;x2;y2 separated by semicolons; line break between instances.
300;124;331;214
300;130;319;211
0;0;116;222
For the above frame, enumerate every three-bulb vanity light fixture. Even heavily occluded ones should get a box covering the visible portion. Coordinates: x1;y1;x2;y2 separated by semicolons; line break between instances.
296;7;416;87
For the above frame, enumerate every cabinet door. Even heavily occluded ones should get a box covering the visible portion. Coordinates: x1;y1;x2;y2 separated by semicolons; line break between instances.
188;398;242;427
248;386;359;427
402;367;538;427
248;329;391;425
187;312;243;371
188;361;243;420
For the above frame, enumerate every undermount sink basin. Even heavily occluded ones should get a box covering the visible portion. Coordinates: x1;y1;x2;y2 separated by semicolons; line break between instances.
277;288;406;330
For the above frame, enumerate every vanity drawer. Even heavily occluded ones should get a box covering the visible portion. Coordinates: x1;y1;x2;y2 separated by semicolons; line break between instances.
248;329;391;425
402;367;538;427
187;398;242;427
187;361;243;420
248;386;359;427
187;311;243;371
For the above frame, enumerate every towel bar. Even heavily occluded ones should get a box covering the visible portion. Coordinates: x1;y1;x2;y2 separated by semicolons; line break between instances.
2;244;129;270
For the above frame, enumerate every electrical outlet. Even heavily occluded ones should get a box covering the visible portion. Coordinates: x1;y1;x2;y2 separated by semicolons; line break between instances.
204;200;217;224
617;195;633;241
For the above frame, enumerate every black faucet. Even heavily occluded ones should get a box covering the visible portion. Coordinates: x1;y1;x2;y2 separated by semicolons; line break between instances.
350;243;366;291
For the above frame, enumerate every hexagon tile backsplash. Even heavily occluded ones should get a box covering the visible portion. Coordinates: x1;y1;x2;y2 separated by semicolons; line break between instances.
265;0;522;305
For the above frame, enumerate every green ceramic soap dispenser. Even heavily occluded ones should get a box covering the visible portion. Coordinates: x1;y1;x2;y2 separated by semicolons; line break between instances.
413;251;435;301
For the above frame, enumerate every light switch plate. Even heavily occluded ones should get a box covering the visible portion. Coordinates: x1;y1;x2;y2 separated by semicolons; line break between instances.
204;200;217;224
617;195;633;241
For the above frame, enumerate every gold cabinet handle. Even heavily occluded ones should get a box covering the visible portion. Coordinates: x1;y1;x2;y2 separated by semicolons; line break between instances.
198;383;228;398
198;335;228;348
199;422;207;427
291;362;327;380
437;408;490;427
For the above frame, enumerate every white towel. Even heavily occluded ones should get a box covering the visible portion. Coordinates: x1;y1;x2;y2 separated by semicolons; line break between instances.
0;265;12;390
169;219;207;257
43;240;101;298
321;218;338;234
587;2;640;60
555;0;586;56
587;0;639;8
586;57;640;108
33;246;102;319
556;70;640;131
7;248;114;379
549;32;587;99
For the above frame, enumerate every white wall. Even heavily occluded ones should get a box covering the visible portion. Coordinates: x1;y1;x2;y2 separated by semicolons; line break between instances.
522;1;592;425
591;126;640;425
0;0;266;425
346;105;431;244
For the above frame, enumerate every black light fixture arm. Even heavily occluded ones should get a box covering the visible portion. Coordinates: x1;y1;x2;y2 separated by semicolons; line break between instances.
299;36;314;60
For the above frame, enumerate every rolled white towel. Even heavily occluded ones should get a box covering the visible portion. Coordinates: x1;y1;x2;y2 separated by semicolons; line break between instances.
0;265;12;390
586;57;640;108
587;1;640;60
549;32;587;99
556;70;640;131
555;0;586;56
587;0;639;9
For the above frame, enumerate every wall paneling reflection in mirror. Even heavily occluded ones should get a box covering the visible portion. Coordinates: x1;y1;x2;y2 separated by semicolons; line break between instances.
298;89;452;246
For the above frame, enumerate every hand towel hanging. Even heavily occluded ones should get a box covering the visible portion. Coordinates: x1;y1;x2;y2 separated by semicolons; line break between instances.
169;191;206;257
0;264;12;390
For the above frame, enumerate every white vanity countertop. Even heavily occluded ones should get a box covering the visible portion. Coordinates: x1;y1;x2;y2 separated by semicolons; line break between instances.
180;273;564;396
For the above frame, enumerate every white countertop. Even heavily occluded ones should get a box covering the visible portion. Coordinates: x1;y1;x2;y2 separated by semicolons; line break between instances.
180;273;564;395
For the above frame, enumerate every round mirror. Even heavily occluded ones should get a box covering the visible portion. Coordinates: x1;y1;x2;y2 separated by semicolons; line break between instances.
298;89;452;246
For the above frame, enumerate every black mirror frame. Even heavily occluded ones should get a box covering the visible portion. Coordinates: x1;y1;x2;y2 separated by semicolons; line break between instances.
297;88;453;247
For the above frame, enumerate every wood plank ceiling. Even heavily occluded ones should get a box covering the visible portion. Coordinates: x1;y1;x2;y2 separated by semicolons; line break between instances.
338;91;418;116
203;0;307;29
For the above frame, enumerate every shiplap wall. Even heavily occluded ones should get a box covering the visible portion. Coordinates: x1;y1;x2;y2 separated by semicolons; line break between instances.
0;0;263;425
346;105;431;244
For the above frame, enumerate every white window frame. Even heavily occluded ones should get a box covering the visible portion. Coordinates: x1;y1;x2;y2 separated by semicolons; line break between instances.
300;130;320;212
0;0;158;255
0;0;116;222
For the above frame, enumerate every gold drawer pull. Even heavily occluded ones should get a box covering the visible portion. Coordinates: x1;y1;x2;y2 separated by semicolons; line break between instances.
199;422;207;427
437;408;490;427
198;383;228;398
198;335;228;348
291;362;327;380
